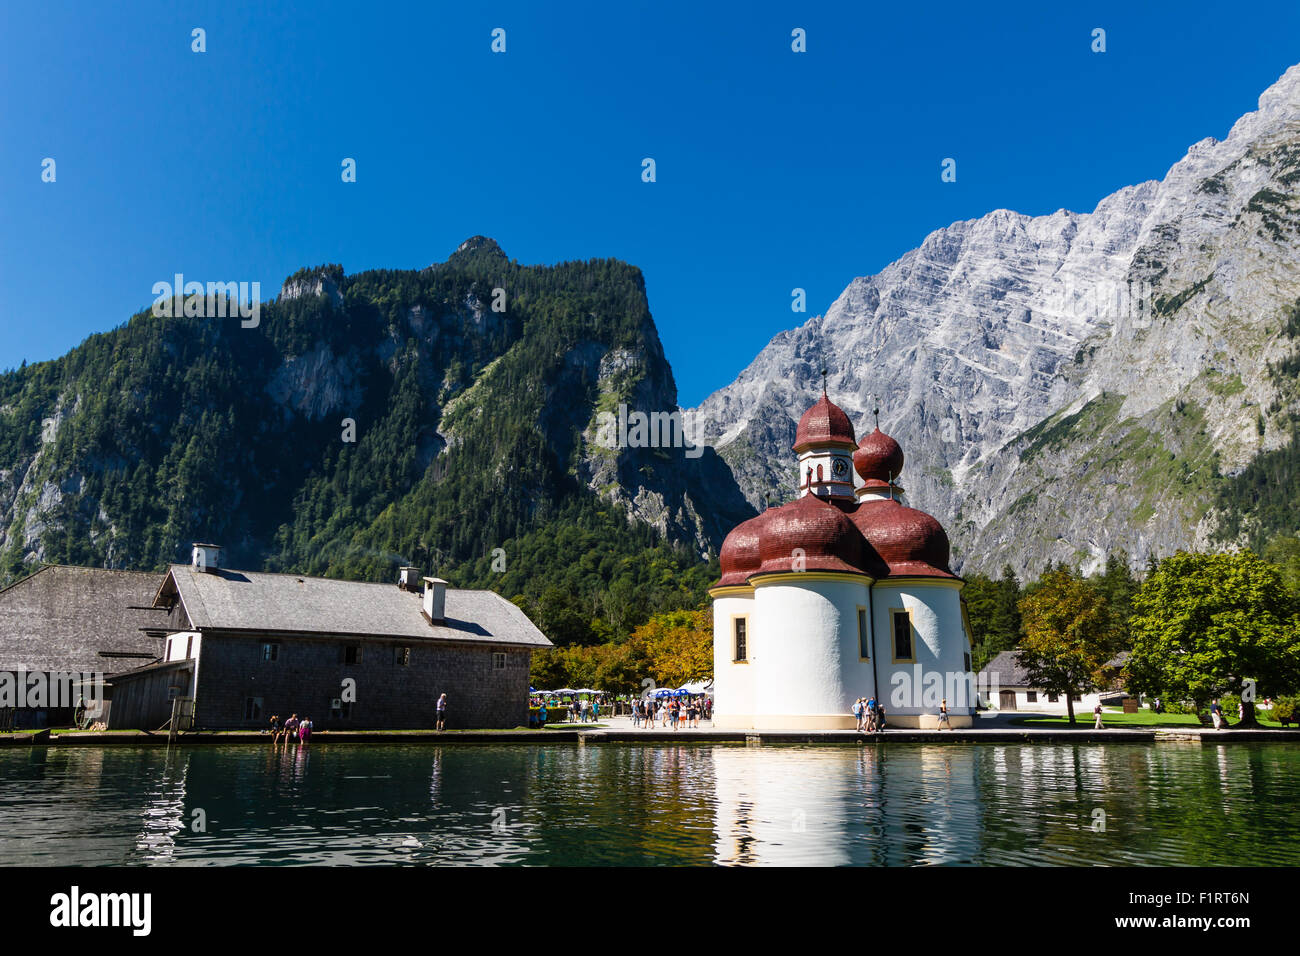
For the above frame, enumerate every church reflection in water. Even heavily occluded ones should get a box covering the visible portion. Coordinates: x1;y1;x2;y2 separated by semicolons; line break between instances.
711;743;983;866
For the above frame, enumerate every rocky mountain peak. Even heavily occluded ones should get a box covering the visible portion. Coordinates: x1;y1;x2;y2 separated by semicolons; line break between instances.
1257;63;1300;114
279;266;345;307
692;60;1300;579
448;236;507;263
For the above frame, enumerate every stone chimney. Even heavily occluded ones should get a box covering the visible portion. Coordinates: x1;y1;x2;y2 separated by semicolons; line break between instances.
191;543;224;573
398;567;422;591
422;577;448;623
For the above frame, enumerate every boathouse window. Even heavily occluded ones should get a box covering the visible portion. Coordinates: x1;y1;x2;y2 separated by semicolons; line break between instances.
262;642;280;663
1048;692;1059;702
890;610;914;662
185;635;193;659
341;645;362;665
1026;691;1038;703
396;646;411;666
857;606;869;659
493;652;507;670
733;617;748;662
244;697;263;721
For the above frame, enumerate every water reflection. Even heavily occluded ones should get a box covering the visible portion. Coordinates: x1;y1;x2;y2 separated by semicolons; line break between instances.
0;742;1297;866
133;748;190;862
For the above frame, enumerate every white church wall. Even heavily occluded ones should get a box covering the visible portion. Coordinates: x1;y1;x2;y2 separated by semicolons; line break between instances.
749;577;869;729
712;592;755;729
873;581;974;726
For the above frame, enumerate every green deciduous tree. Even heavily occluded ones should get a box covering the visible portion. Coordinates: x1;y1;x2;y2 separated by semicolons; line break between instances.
1018;568;1125;724
1126;550;1300;726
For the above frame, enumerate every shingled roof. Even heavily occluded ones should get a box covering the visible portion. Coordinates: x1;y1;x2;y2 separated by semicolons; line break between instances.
0;566;168;674
156;565;552;648
978;649;1033;688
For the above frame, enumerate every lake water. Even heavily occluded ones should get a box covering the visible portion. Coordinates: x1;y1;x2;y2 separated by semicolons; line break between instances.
2;741;1297;866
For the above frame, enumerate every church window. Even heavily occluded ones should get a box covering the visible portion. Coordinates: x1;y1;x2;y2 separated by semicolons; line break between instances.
733;617;748;662
891;610;914;662
857;607;869;659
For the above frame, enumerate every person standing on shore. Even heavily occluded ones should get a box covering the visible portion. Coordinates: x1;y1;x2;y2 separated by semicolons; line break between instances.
284;714;299;744
853;697;864;733
937;698;952;731
436;693;448;731
1093;702;1105;729
1210;698;1223;730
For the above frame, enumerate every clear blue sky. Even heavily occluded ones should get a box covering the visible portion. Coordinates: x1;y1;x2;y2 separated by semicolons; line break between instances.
3;1;1298;405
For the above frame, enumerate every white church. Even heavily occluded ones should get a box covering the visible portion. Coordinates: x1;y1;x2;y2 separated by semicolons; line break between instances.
710;391;976;729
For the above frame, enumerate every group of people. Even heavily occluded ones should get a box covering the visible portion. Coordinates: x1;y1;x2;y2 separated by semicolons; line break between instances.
268;713;313;744
852;697;888;733
529;695;602;723
631;695;710;729
570;697;600;722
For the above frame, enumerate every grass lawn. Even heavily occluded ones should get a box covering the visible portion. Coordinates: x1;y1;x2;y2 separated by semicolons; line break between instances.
15;726;606;737
270;726;604;734
54;728;145;734
269;727;553;734
1014;710;1289;728
1;727;141;736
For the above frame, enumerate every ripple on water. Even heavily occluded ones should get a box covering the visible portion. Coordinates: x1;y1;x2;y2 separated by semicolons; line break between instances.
1;741;1297;865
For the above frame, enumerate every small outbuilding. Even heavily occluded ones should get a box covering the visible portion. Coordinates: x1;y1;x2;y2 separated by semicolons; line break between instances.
977;650;1102;714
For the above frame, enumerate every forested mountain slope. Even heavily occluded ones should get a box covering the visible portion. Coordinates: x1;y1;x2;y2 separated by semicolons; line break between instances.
0;238;753;637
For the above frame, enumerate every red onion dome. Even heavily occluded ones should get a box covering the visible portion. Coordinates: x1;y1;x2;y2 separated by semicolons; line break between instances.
853;428;905;484
850;498;956;579
715;511;767;587
793;393;857;453
755;493;868;577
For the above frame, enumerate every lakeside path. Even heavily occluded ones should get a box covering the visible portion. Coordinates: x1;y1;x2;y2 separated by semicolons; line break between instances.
4;713;1300;746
